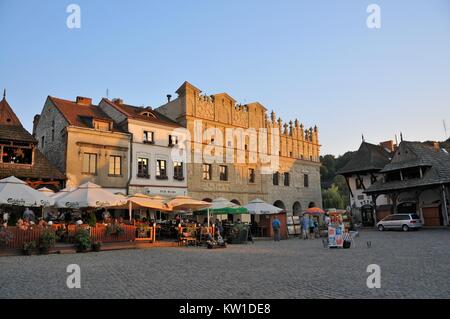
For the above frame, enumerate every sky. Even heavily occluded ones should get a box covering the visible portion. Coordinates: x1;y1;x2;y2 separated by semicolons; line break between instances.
1;0;449;156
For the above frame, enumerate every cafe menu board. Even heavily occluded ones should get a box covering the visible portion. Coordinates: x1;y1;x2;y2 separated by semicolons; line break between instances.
328;213;344;248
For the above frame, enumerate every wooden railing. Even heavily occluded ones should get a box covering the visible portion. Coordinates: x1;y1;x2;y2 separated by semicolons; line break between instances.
89;224;137;243
2;227;43;249
1;224;138;249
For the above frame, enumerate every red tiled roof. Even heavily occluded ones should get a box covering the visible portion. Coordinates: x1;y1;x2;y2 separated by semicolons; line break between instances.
102;98;182;128
48;96;126;133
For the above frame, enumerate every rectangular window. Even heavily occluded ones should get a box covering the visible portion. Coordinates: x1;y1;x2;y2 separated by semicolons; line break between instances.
168;135;178;147
355;178;363;190
1;146;33;164
143;131;154;144
41;136;45;148
94;120;111;131
273;172;279;186
219;165;228;181
284;172;290;186
137;157;149;178
109;155;121;176
248;168;255;183
304;174;309;188
173;161;184;180
156;160;167;179
202;164;211;180
83;153;97;174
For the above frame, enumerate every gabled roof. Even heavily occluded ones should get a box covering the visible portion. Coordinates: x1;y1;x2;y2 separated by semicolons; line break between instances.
337;142;392;175
48;96;125;133
175;81;202;95
0;97;22;126
102;98;182;128
365;141;450;194
0;97;64;181
0;97;37;143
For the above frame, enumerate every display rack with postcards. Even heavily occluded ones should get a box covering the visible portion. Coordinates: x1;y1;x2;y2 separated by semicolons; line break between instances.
328;212;345;248
286;216;301;236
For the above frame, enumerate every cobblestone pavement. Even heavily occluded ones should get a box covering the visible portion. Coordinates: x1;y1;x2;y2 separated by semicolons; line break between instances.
1;229;449;299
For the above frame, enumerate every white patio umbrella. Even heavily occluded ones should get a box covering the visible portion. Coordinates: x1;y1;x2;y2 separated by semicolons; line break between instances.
165;196;211;211
54;182;126;208
0;176;54;207
115;193;172;221
50;186;77;200
244;198;283;215
38;187;55;197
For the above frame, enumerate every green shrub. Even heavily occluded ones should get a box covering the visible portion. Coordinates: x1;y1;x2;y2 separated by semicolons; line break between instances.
39;229;56;249
75;228;91;251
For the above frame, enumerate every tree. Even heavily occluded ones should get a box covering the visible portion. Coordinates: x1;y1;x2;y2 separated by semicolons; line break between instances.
322;185;345;209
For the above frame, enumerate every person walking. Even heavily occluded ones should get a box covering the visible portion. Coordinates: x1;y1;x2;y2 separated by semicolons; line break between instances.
272;217;281;242
302;215;309;239
308;216;315;239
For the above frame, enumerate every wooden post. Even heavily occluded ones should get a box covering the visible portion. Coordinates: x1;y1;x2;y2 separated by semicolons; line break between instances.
441;185;449;226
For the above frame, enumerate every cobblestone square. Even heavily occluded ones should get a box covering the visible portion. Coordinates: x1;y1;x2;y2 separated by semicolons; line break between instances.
1;229;449;299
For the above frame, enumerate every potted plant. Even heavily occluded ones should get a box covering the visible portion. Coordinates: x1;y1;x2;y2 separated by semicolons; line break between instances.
74;228;91;253
87;211;97;227
105;223;124;237
22;241;36;256
0;228;13;248
92;241;102;252
39;229;56;254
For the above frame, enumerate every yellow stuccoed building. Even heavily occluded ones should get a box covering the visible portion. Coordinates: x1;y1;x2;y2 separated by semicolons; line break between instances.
156;81;322;218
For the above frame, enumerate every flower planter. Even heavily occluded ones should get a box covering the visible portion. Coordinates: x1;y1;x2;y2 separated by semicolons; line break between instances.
22;249;32;256
39;247;50;255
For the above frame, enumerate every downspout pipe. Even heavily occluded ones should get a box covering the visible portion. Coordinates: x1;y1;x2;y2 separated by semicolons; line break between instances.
127;132;133;195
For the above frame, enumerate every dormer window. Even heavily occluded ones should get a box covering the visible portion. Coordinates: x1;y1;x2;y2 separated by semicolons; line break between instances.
140;111;156;118
93;120;112;132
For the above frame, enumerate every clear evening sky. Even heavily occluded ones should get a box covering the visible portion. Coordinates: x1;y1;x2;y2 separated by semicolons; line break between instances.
1;0;449;155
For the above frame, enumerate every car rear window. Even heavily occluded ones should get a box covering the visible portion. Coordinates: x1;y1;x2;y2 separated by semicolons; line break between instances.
411;214;420;220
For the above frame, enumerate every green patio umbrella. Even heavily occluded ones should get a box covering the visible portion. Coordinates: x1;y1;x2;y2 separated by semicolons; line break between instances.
195;198;249;225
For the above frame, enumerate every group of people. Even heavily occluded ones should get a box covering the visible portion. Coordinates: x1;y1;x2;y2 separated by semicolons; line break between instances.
271;213;332;241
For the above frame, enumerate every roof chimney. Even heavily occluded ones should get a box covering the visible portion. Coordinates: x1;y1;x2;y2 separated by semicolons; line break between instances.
380;140;395;152
433;142;440;150
167;94;172;103
76;96;92;106
112;98;123;105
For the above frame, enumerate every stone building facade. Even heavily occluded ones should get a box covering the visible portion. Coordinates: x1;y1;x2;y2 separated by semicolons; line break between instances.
156;81;322;215
33;96;131;194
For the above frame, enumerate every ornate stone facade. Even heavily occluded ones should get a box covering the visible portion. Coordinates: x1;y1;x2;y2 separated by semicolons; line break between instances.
156;81;322;215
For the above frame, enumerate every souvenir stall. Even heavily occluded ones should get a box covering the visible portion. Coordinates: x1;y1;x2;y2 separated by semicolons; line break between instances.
327;211;346;248
244;198;286;240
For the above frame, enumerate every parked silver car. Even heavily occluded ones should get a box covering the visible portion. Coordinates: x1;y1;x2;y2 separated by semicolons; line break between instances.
377;214;422;231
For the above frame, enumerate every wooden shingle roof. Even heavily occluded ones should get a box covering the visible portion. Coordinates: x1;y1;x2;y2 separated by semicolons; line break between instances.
365;141;450;194
337;142;392;175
